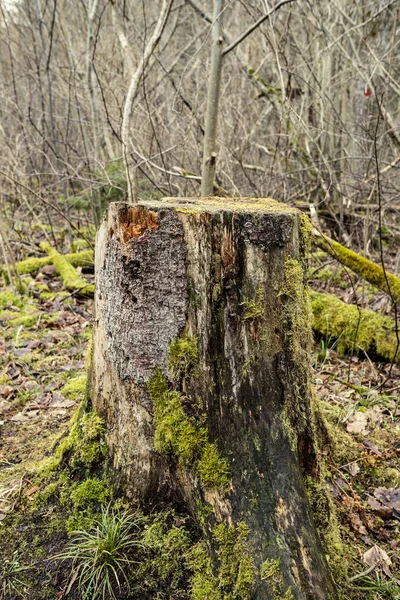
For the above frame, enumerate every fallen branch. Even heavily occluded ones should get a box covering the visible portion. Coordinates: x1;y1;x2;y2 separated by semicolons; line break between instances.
311;290;399;362
40;243;94;296
13;249;94;276
313;232;400;304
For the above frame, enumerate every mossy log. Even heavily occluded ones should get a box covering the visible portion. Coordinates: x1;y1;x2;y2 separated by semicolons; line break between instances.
91;199;338;599
311;290;399;361
4;249;94;276
40;242;94;296
313;232;400;304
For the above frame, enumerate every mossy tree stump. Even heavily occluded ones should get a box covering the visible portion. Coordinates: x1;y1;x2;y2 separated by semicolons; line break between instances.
91;198;338;599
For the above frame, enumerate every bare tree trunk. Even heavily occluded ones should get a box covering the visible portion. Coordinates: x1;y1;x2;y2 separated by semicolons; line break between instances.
121;0;174;204
91;198;338;600
86;0;104;227
200;0;224;197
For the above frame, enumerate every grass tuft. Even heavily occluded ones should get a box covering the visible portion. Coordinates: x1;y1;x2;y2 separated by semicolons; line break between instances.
54;504;144;600
0;552;30;599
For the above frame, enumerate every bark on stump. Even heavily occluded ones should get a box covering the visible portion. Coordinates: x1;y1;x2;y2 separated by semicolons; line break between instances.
91;198;338;600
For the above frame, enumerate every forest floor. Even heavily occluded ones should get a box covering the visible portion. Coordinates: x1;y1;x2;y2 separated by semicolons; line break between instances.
0;214;399;599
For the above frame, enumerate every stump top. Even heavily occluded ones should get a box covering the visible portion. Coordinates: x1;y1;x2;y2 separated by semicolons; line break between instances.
139;197;298;216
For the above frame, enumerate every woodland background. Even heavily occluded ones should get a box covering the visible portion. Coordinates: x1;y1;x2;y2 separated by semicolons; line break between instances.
0;1;399;599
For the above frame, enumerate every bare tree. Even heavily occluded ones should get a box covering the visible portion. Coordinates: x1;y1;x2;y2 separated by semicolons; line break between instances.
121;0;174;204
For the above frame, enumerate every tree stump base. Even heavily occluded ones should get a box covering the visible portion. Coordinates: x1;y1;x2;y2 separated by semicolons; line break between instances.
91;198;337;599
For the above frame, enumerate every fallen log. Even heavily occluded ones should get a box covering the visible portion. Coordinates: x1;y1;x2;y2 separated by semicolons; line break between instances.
313;233;400;304
91;199;339;599
311;290;399;362
40;242;94;296
9;249;94;275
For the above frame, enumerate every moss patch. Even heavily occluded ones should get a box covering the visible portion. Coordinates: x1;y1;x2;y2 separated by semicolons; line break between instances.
279;256;313;446
168;333;199;379
304;475;347;583
240;287;265;321
148;370;229;492
311;290;400;361
61;373;87;402
136;510;192;596
188;522;255;600
0;290;25;309
40;411;106;475
314;233;400;304
8;249;94;276
39;242;94;295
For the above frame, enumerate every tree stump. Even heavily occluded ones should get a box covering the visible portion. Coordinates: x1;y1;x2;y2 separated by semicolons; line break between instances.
91;198;338;599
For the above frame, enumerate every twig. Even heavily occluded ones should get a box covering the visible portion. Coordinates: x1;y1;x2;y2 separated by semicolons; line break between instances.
0;171;94;249
222;0;297;56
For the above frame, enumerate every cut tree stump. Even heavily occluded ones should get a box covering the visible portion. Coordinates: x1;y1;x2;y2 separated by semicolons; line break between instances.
91;198;338;599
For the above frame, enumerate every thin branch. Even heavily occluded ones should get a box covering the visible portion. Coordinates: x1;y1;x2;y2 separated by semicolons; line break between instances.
222;0;297;56
0;171;94;249
122;0;174;203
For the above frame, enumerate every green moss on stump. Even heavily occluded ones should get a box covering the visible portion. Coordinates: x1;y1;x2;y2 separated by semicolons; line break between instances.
188;522;255;600
282;258;312;368
304;475;347;583
168;333;199;379
148;370;229;492
40;411;106;475
311;290;400;361
279;257;313;447
141;196;297;216
240;287;265;321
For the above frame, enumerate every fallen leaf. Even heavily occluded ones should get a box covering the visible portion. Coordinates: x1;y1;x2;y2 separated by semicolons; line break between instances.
25;410;40;419
26;340;41;350
367;497;393;520
0;401;12;415
374;487;400;512
347;411;369;434
360;535;372;546
25;486;40;497
348;513;368;536
362;440;382;456
42;265;55;275
14;348;32;357
345;462;360;476
10;410;40;422
10;412;28;423
50;408;68;416
51;400;75;409
362;544;392;576
0;385;14;399
365;406;384;426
